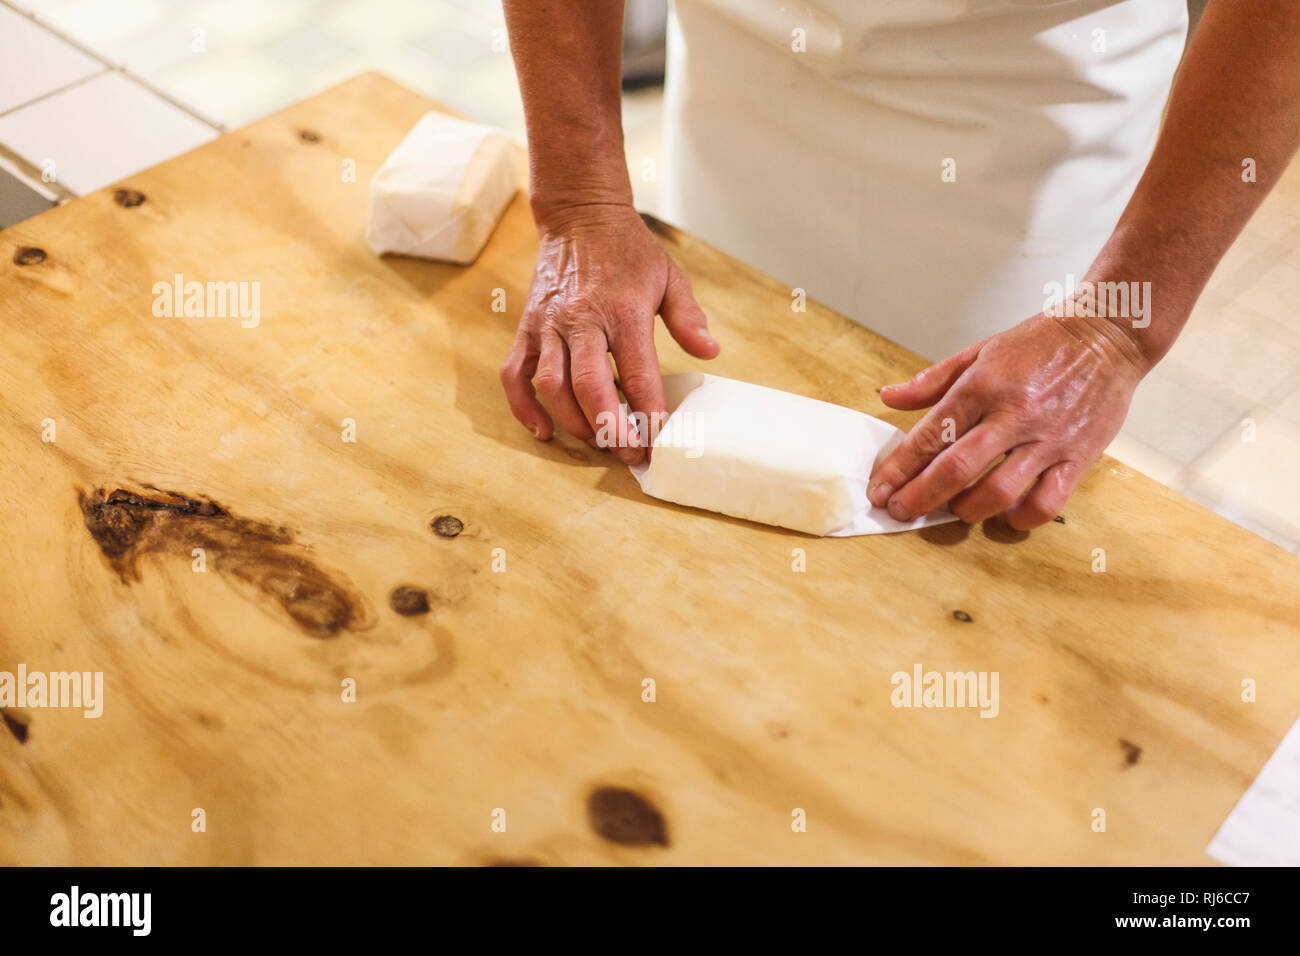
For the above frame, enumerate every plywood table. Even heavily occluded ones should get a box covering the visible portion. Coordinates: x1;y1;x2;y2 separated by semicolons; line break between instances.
2;73;1297;865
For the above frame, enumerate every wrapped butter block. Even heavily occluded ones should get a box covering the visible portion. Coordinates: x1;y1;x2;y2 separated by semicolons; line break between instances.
628;373;958;536
367;112;517;265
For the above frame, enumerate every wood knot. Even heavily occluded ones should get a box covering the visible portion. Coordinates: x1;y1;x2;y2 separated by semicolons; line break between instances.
13;247;46;266
297;129;321;144
389;585;431;616
586;786;668;847
1120;739;1142;767
431;515;463;538
113;188;146;207
2;711;29;744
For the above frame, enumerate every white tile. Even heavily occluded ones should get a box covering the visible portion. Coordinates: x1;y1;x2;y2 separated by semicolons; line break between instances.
1276;375;1300;429
377;44;450;97
23;0;173;52
259;26;360;74
0;71;217;195
0;4;105;114
408;24;498;72
320;0;460;49
100;26;209;82
1186;407;1300;546
1120;360;1254;467
192;0;319;52
1103;432;1183;489
154;49;302;128
431;53;523;135
298;51;386;104
1162;302;1300;403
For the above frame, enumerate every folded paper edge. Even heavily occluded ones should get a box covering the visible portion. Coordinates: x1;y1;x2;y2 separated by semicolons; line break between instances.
628;373;958;536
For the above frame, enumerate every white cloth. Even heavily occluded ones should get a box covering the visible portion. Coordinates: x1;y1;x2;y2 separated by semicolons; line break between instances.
662;0;1188;362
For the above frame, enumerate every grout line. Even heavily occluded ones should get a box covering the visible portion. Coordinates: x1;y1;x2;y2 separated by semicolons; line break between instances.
110;66;227;133
0;0;226;132
0;67;109;120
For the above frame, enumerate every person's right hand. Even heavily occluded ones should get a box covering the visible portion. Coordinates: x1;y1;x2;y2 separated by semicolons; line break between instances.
500;204;720;465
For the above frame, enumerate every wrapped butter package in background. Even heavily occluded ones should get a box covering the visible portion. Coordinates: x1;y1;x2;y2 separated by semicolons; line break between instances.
629;373;958;536
366;112;517;265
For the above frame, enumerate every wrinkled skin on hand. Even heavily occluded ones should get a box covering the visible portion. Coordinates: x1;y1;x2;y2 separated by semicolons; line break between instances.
499;205;719;464
868;309;1149;530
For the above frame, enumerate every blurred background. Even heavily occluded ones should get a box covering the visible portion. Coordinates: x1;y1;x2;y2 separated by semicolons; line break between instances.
4;0;1296;554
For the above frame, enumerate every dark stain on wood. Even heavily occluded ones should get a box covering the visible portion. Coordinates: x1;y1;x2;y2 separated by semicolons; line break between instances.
587;785;669;847
196;712;225;731
297;129;321;144
431;515;463;538
564;447;589;462
13;247;46;266
78;487;369;639
639;212;679;243
952;609;973;623
1053;515;1066;524
485;858;542;867
389;585;431;616
2;710;29;744
1120;739;1142;767
113;188;146;208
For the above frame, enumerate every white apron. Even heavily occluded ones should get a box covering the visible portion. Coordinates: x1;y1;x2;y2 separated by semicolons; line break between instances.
661;0;1188;362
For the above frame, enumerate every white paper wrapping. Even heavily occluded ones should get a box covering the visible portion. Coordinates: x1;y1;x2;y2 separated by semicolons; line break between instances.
628;373;958;536
1207;717;1300;866
366;112;517;265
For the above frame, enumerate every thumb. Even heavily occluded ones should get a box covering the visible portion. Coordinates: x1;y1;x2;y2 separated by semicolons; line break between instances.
880;339;983;410
660;263;719;359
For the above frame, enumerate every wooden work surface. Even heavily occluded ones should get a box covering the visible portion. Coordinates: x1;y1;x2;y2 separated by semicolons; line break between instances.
1;73;1297;866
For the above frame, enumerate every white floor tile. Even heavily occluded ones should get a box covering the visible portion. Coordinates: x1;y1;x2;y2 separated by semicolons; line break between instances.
190;0;318;51
22;0;172;52
0;4;105;115
1162;304;1300;405
1119;360;1254;468
320;0;460;49
1104;432;1184;489
0;70;216;194
259;26;361;75
154;50;303;128
1187;407;1300;543
98;24;209;82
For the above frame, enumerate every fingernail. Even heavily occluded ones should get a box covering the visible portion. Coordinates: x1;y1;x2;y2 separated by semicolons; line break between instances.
868;482;892;506
888;499;912;521
528;423;540;438
699;330;715;344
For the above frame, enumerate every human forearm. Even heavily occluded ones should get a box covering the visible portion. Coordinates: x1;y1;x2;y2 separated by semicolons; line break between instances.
503;0;632;227
1085;0;1300;370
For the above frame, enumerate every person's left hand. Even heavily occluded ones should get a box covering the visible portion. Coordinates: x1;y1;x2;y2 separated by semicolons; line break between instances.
867;308;1150;530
